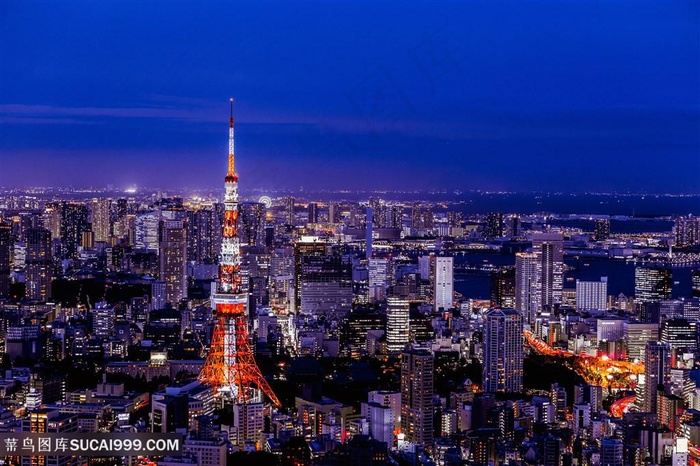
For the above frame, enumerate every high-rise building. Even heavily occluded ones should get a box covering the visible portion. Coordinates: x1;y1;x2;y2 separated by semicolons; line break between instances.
490;267;516;309
432;256;454;311
60;202;89;258
624;321;659;363
576;277;608;311
693;270;700;297
232;402;264;447
159;220;188;305
515;252;539;325
285;196;295;226
386;297;410;353
484;212;504;239
675;215;700;247
400;348;434;446
635;267;673;303
0;222;10;298
307;202;318;224
531;232;564;311
594;219;611;241
642;341;671;414
368;258;390;303
238;202;265;248
328;202;339;224
25;228;53;302
135;211;160;251
661;318;698;351
90;198;111;242
295;240;352;315
482;309;524;393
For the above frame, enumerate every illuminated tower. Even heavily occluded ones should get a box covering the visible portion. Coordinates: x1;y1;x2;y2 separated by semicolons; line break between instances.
198;100;280;406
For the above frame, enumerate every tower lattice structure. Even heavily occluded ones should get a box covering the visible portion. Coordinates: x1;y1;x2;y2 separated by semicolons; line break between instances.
198;100;280;407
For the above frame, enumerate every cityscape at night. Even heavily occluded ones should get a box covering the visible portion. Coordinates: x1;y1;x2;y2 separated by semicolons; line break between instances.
0;1;699;466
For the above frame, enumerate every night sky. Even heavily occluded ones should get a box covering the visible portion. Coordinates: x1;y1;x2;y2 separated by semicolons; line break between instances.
1;1;698;193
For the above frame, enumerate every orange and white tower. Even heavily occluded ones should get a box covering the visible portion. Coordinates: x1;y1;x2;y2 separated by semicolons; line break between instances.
198;100;280;406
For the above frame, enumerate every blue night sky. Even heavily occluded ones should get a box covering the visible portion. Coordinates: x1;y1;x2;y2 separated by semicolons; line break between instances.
1;1;698;193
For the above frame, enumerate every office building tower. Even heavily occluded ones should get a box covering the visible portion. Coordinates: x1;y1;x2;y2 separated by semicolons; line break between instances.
482;309;524;393
60;202;89;258
515;252;539;325
594;219;611;241
238;202;265;248
643;341;671;414
307;202;318;224
432;256;454;311
135;211;160;251
366;207;373;259
159;220;188;305
490;267;516;309
484;212;504;239
508;215;521;237
90;198;111;242
294;240;352;315
635;267;673;303
285;196;295;226
43;202;62;239
574;384;603;412
624;322;659;363
368;258;390;302
532;232;564;311
401;348;434;446
675;215;700;247
576;277;608;311
25;228;53;301
386;297;410;353
0;222;10;298
661;318;698;351
328;202;339;224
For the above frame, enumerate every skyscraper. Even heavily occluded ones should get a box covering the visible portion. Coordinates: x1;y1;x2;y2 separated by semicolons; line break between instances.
484;212;504;239
515;252;539;325
635;267;673;303
285;196;295;226
642;341;671;414
307;202;318;224
432;256;454;311
674;215;700;247
239;202;265;247
90;198;111;243
532;233;564;311
25;228;53;302
482;309;524;393
159;220;188;306
386;297;410;353
490;267;516;309
60;202;89;258
401;348;434;446
0;222;10;298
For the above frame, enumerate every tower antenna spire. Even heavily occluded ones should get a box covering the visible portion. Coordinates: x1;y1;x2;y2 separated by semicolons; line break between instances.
199;100;280;408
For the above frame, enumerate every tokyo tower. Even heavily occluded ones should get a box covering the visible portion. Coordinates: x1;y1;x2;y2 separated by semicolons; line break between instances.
198;100;280;407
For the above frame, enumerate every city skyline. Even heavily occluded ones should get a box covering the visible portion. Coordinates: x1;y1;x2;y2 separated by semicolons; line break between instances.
1;1;698;193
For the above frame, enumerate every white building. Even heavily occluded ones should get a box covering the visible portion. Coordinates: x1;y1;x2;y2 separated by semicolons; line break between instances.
386;297;410;353
576;277;608;311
